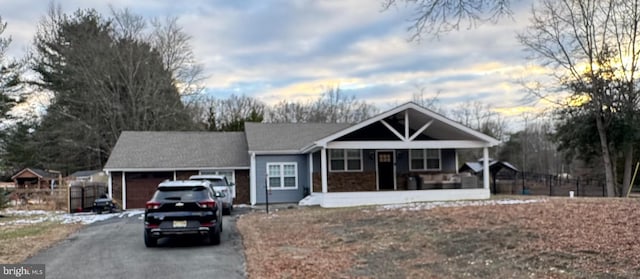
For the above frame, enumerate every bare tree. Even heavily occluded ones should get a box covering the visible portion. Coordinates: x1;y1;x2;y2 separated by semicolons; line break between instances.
267;86;379;123
197;94;265;131
518;0;640;196
412;86;441;111
382;0;515;39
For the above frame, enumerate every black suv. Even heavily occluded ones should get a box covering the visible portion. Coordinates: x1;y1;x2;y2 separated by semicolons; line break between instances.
144;180;223;247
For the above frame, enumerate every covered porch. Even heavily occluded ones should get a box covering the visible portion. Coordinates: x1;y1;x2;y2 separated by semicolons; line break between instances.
300;103;499;208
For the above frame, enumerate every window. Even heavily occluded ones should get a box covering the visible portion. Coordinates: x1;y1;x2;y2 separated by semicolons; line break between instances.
267;163;297;189
329;149;362;171
410;149;441;170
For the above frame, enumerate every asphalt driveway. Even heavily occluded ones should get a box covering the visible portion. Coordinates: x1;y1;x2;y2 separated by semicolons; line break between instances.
24;209;248;279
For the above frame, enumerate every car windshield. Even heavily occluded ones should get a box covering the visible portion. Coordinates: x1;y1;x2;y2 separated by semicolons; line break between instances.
154;186;208;202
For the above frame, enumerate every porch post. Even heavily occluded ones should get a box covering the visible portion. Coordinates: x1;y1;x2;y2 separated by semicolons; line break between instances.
250;152;256;205
107;171;112;198
122;171;127;210
308;152;313;194
321;148;328;193
483;147;490;190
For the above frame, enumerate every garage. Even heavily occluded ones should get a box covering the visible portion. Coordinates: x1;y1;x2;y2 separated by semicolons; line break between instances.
125;172;173;209
104;131;251;210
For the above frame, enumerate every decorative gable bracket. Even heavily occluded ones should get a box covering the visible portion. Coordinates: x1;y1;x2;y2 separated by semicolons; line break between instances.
379;110;434;142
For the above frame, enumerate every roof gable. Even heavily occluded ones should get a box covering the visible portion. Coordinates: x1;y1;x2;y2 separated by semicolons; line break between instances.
315;102;501;147
104;131;249;170
11;168;58;180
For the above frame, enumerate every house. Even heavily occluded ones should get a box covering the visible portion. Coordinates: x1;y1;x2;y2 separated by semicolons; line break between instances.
103;132;250;209
11;168;63;190
103;102;500;209
68;170;108;183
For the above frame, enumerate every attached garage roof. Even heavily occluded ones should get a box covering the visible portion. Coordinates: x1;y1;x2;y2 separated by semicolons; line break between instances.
104;131;249;171
244;122;351;153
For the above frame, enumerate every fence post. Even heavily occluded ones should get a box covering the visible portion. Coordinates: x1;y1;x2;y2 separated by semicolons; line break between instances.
549;174;553;196
576;178;580;197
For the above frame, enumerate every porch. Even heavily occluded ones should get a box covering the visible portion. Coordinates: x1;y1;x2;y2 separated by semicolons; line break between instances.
300;102;498;208
299;188;491;208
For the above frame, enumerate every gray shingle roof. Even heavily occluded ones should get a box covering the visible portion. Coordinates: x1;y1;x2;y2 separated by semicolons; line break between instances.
244;122;351;152
104;131;249;170
70;170;102;177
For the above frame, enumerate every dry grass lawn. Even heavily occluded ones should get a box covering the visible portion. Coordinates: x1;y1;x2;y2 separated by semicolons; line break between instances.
237;197;640;279
0;209;82;263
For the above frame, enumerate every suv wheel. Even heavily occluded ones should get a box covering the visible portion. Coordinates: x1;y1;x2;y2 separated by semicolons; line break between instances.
144;230;157;247
209;226;221;245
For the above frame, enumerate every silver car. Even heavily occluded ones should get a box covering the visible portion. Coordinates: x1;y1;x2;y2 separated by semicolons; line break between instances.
189;175;234;215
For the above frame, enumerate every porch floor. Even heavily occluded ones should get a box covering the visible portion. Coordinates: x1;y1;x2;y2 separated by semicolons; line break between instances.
300;188;490;208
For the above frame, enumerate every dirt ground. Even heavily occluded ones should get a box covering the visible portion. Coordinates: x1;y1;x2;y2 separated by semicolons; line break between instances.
0;209;82;264
237;197;640;279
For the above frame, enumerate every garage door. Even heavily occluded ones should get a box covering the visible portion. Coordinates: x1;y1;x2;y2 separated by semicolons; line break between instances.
125;172;173;209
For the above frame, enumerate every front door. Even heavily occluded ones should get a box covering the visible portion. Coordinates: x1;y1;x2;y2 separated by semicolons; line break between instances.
377;151;395;190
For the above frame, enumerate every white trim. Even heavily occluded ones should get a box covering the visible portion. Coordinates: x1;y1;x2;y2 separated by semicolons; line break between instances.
375;150;397;191
266;162;298;190
380;119;405;141
248;150;301;155
328;140;491;149
455;151;459;174
483;147;490;190
321;148;328;193
314;102;501;147
308;153;314;194
250;152;256;205
409;119;434;141
122;172;127;210
173;171;177;181
328;149;363;172
104;166;249;172
404;110;409;139
107;173;113;198
317;188;491;208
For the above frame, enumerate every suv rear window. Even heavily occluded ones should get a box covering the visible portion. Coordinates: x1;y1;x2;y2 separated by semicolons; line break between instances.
154;186;209;202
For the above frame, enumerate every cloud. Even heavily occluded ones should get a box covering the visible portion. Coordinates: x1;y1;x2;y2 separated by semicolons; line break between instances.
1;0;547;129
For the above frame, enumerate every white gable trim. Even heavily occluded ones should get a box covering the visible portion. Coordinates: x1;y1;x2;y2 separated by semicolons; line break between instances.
313;102;500;148
103;166;250;172
327;140;493;149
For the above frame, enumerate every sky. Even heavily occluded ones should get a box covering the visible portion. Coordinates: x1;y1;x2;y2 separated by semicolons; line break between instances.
1;0;546;129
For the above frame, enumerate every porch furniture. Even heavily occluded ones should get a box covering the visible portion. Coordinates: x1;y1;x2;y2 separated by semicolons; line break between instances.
419;173;461;189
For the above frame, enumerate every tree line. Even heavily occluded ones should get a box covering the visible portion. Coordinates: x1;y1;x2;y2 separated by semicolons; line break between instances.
2;1;635;199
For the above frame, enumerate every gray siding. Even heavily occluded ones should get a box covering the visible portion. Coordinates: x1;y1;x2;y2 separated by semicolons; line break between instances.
312;149;376;172
313;148;457;175
255;154;309;203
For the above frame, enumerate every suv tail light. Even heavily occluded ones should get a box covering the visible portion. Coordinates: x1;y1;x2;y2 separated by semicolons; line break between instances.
197;199;216;208
146;201;161;210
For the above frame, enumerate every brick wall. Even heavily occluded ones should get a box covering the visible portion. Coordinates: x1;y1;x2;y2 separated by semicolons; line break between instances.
112;172;122;206
311;172;377;192
235;170;250;204
175;171;199;180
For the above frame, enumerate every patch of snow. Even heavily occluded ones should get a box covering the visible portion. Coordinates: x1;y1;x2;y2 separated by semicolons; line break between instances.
0;209;146;226
376;199;546;212
2;209;64;216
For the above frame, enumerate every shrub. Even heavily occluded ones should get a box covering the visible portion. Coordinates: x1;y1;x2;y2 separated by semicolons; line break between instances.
0;188;12;210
